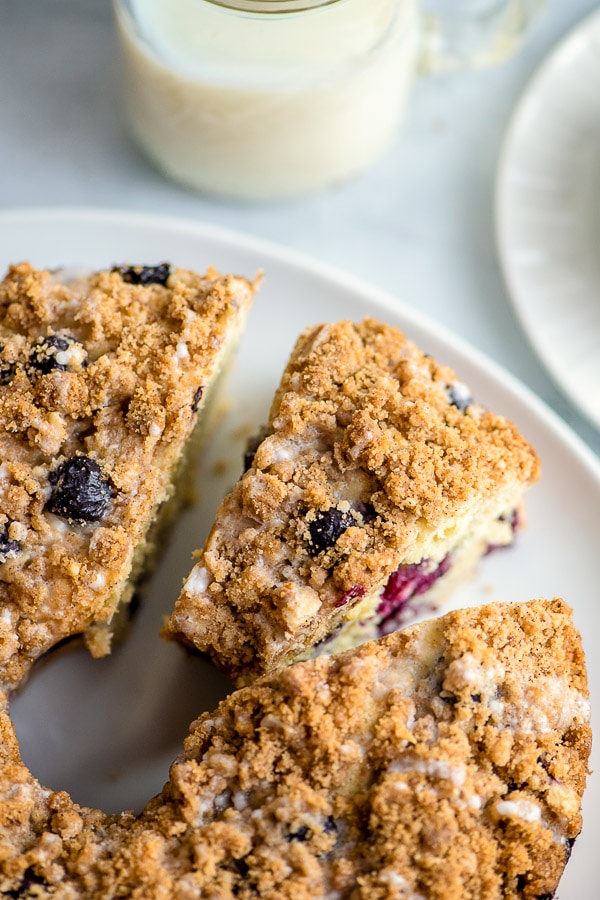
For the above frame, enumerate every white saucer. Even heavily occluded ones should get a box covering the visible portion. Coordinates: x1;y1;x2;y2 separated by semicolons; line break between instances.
496;8;600;432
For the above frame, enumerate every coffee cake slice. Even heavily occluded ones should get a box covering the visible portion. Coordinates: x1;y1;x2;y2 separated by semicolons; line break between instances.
0;598;590;898
0;261;257;691
166;318;540;684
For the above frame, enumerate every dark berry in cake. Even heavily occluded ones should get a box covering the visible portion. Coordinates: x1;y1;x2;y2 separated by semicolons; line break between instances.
323;816;338;835
27;334;86;376
0;345;15;385
243;426;270;472
0;522;21;564
6;867;49;898
335;585;366;608
113;264;171;286
307;507;355;556
446;381;473;413
191;386;204;413
288;825;310;842
357;501;377;524
377;555;451;631
0;361;15;384
46;456;112;524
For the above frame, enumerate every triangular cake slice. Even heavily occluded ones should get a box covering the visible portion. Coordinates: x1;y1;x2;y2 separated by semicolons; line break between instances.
166;318;540;684
0;262;257;690
0;598;590;897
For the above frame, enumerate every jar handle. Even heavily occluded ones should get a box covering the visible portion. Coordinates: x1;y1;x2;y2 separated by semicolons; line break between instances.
418;0;546;74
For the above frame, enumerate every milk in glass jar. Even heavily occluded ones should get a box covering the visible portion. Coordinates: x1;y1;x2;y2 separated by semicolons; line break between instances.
113;0;420;200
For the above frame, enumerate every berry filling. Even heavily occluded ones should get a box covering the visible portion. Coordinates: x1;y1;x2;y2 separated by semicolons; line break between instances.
0;521;21;564
486;508;520;555
335;584;366;608
376;554;452;635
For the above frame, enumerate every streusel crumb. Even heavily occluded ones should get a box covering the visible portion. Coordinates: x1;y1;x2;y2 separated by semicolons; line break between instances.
167;318;540;683
0;598;590;898
0;262;257;690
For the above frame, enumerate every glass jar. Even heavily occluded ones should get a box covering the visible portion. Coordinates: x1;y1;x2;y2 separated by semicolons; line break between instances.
113;0;420;201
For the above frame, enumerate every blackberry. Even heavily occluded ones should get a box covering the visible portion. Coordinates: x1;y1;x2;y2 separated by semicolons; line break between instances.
27;333;86;376
46;456;112;524
0;522;21;563
113;263;171;286
307;507;354;556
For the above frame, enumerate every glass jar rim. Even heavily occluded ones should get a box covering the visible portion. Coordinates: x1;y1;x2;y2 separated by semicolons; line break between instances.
204;0;343;12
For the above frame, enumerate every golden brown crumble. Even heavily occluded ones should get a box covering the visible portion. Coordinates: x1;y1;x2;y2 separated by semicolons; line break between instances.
166;319;541;683
0;599;590;898
0;262;257;691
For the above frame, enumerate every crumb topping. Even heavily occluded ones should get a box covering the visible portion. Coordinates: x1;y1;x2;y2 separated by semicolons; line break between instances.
0;262;256;690
0;598;590;899
167;319;540;682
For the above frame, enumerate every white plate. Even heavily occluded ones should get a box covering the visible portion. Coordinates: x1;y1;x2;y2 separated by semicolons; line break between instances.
496;8;600;433
2;207;599;897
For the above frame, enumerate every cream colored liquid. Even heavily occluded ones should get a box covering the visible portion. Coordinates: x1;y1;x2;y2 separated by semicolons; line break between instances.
115;0;420;200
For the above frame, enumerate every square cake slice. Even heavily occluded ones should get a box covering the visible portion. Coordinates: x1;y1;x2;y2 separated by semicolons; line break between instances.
0;261;257;691
1;598;589;898
166;318;540;684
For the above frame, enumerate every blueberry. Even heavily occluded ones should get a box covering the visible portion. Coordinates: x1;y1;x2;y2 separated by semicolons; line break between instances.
0;522;21;563
0;344;15;385
243;426;270;472
323;816;338;835
357;501;377;524
46;456;112;524
191;386;204;413
307;507;354;556
288;817;337;844
6;867;48;898
440;693;458;705
499;509;520;532
27;334;86;376
446;381;473;413
230;857;250;878
0;361;15;384
113;264;171;286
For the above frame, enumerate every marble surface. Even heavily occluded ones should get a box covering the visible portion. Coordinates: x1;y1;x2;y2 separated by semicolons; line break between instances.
1;0;599;458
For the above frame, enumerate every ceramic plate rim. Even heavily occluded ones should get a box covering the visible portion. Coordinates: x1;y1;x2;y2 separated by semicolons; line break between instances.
0;202;597;480
495;7;600;432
